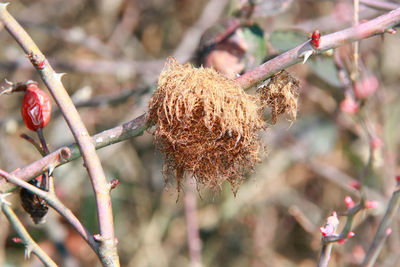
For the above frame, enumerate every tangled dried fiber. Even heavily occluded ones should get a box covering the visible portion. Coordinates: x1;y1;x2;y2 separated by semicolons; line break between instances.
147;57;265;195
257;70;299;124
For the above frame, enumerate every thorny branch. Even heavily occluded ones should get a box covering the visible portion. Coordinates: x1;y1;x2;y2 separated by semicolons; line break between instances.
0;3;119;266
360;0;400;11
362;186;400;267
1;199;57;267
0;169;99;253
235;7;400;89
0;4;399;267
0;8;400;192
0;114;147;193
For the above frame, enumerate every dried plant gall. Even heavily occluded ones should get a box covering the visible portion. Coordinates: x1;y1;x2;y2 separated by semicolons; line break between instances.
20;174;49;224
147;58;265;194
257;70;299;124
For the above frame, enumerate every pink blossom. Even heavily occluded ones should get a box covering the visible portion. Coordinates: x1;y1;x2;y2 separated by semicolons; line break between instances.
320;211;339;237
345;196;355;209
386;228;392;236
354;76;379;99
347;232;355;238
370;137;383;149
12;237;21;243
349;181;361;190
340;97;359;114
365;200;378;209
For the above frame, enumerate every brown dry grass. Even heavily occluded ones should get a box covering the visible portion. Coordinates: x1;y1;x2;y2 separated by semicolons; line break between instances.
147;57;265;195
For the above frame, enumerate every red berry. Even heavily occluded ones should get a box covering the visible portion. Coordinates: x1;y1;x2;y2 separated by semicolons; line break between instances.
12;237;22;243
386;228;392;236
344;195;355;209
340;97;359;114
311;30;321;48
347;232;355;238
21;83;51;131
365;200;378;209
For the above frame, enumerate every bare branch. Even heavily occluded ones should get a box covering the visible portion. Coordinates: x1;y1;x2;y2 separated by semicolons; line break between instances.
360;0;400;11
0;4;119;266
184;180;202;267
235;8;400;89
1;201;57;267
0;169;99;253
362;186;400;267
0;114;147;193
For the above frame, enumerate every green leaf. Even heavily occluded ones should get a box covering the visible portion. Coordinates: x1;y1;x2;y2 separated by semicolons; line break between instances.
269;29;308;53
242;24;267;69
308;56;341;88
291;116;338;156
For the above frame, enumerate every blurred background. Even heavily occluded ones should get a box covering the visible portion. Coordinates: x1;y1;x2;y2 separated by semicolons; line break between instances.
0;0;400;266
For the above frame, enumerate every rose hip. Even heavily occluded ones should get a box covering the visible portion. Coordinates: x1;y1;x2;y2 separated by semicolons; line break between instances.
21;82;51;131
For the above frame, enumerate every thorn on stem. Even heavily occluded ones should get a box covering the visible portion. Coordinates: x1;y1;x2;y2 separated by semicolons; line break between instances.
12;237;22;243
60;147;71;162
0;3;9;10
54;72;66;81
24;246;32;259
93;234;103;242
108;179;119;191
299;50;314;64
48;164;56;177
386;28;396;35
0;193;12;206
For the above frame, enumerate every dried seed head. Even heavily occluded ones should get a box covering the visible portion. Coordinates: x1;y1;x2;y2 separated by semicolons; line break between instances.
257;70;299;124
147;57;265;195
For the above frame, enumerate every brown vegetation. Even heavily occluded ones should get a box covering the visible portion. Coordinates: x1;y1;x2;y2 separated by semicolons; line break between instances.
147;58;265;194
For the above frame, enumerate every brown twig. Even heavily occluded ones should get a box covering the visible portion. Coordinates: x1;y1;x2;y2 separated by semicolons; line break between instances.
0;114;147;194
0;4;119;266
20;134;46;157
0;9;399;266
235;7;400;89
362;186;400;267
0;169;99;253
36;128;50;156
360;0;400;11
0;87;142;129
318;242;334;267
352;0;360;80
1;200;57;267
1;9;399;196
184;180;202;267
322;204;363;244
318;203;362;267
318;212;339;267
173;0;229;63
